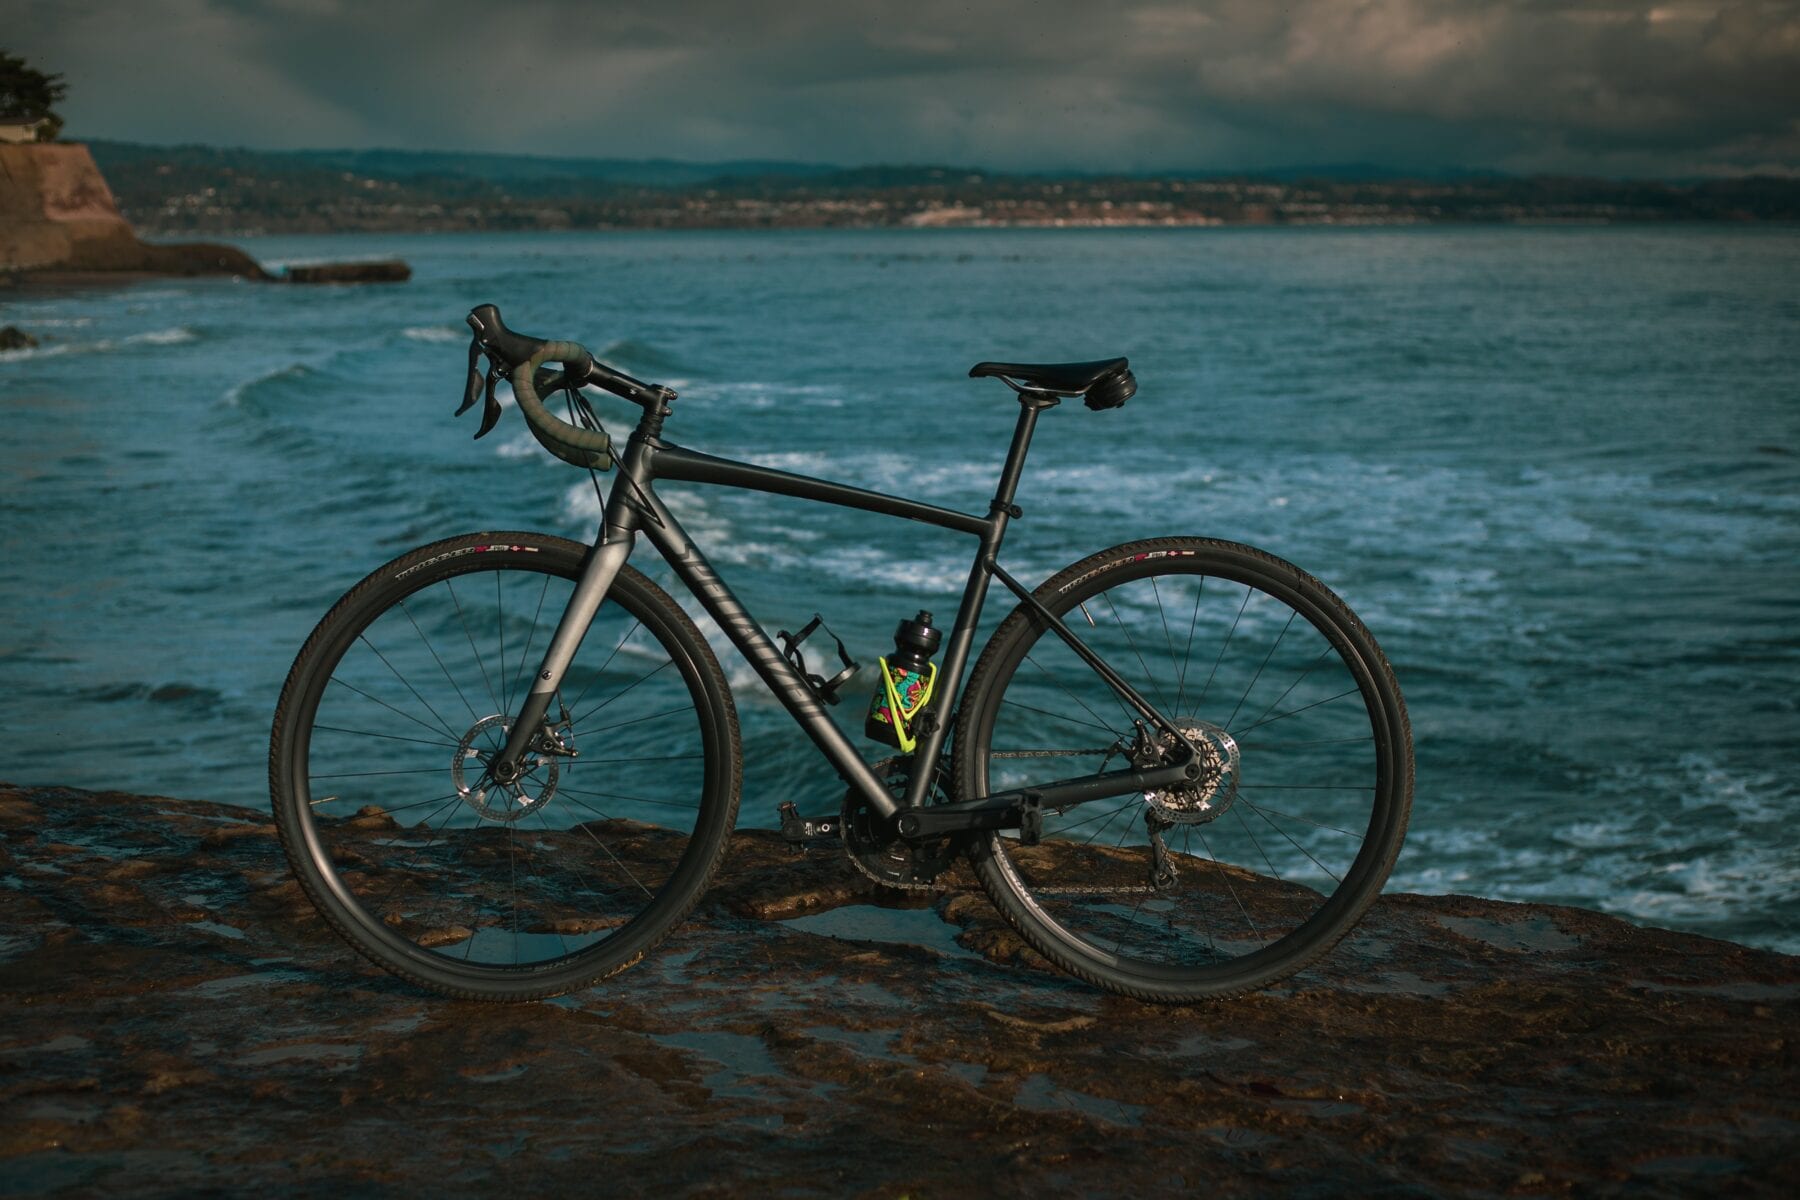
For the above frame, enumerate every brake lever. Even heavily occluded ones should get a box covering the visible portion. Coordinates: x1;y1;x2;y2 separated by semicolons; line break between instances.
475;361;503;439
455;336;484;417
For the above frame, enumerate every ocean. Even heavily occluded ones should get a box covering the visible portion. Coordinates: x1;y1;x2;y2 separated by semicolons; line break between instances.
2;226;1795;954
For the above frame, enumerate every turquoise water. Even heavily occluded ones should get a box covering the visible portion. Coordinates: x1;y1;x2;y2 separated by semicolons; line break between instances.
2;226;1796;953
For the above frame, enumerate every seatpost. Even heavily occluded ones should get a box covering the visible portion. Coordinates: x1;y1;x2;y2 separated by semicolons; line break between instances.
993;391;1057;515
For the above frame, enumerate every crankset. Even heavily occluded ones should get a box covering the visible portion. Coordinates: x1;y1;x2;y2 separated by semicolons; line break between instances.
841;757;961;891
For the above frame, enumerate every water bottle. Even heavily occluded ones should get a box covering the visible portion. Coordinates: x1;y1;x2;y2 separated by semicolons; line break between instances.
866;611;941;750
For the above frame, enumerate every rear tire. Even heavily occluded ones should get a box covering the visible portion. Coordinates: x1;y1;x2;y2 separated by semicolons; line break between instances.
953;538;1412;1002
270;531;741;1001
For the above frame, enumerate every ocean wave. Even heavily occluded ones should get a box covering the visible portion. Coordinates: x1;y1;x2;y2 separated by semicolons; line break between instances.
223;362;317;407
77;680;227;713
599;338;688;373
0;343;72;364
494;430;554;461
0;326;197;364
402;325;464;344
124;326;199;346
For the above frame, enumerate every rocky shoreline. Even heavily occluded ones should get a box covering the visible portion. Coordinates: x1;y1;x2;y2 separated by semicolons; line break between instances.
0;142;406;288
1;782;1795;1196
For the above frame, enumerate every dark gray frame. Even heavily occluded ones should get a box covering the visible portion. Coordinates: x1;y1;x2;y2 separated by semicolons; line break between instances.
493;390;1200;836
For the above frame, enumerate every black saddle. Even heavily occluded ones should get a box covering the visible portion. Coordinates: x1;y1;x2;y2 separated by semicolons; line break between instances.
969;357;1136;410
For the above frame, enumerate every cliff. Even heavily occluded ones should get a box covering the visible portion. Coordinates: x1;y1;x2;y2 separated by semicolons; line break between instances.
1;782;1795;1196
0;143;266;278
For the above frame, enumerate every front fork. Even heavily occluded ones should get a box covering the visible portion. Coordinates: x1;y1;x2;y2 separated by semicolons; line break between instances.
488;534;636;782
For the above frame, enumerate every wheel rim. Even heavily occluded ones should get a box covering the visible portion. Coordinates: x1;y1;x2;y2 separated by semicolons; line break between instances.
292;558;720;974
968;552;1400;983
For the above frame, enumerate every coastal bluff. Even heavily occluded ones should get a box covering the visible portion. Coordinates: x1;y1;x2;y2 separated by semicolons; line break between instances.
1;782;1794;1195
0;143;267;279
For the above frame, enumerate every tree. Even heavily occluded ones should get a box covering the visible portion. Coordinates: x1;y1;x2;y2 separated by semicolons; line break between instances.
0;51;67;141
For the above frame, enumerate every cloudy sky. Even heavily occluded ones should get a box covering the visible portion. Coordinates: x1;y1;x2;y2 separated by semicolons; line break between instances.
10;0;1800;176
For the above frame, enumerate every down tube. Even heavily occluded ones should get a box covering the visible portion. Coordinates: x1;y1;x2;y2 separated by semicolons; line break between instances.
636;487;897;818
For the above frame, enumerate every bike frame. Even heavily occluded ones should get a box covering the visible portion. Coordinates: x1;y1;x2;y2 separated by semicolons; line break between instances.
491;390;1200;835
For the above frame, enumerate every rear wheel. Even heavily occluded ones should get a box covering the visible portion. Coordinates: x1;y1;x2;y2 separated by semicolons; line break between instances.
270;531;741;1001
953;538;1412;1002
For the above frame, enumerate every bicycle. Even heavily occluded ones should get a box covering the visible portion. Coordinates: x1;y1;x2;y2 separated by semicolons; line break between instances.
269;303;1414;1004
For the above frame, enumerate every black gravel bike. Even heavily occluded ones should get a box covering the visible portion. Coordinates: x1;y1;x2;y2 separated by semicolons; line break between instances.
269;304;1413;1004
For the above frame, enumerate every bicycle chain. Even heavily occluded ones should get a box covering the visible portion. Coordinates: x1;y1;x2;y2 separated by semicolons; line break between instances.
844;747;1176;897
1018;817;1177;898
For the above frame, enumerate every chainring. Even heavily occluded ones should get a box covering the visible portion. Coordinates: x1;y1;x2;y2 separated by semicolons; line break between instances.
842;757;961;891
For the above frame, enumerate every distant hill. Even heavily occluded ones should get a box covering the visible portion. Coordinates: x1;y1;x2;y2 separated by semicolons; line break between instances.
87;140;841;188
80;140;1800;234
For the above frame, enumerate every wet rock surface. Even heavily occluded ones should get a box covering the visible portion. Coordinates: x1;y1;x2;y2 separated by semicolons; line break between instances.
1;782;1795;1197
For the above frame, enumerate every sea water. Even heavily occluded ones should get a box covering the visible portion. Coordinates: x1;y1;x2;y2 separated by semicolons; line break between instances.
2;226;1795;953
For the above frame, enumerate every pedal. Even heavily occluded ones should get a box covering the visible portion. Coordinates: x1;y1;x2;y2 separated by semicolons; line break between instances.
776;801;842;851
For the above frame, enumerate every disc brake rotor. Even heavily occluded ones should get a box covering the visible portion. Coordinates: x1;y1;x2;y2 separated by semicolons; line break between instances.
1142;720;1239;825
453;714;558;822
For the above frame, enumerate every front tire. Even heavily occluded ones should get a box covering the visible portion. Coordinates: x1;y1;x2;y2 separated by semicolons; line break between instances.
270;531;741;1001
953;538;1412;1002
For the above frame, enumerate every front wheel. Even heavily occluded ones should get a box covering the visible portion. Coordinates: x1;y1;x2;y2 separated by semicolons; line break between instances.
953;538;1412;1002
270;531;742;1001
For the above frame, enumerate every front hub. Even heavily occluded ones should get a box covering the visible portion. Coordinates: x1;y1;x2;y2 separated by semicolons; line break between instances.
453;714;558;822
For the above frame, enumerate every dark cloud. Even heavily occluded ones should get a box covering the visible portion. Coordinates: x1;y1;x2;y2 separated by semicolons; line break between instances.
10;0;1800;175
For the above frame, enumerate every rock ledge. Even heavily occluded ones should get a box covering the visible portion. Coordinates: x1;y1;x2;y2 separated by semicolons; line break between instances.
1;783;1794;1196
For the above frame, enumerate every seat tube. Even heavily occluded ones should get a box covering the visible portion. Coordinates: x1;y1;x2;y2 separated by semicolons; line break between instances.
897;393;1048;809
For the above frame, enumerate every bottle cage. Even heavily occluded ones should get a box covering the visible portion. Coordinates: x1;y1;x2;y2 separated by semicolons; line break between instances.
776;614;859;705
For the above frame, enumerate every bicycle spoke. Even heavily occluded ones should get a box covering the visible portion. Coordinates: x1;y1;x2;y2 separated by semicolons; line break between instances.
446;577;501;716
506;573;555;717
357;635;459;741
1245;801;1343;886
400;599;482;725
1236;798;1365;840
1022;651;1133;734
310;723;459;751
1101;588;1172;716
998;695;1124;738
569;658;675;731
1192;585;1251;715
558;782;700;814
327;675;457;743
1231;803;1284;884
563;618;643;717
1231;687;1361;737
1174;576;1205;716
1196;826;1260;941
1241;645;1335;731
554;793;658;899
1225;610;1297;731
495;572;508;713
570;704;698;741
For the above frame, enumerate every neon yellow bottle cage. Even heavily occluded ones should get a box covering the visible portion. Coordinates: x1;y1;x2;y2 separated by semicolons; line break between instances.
877;656;938;753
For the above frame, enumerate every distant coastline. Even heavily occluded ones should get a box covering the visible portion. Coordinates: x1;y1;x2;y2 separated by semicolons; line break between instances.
89;141;1800;236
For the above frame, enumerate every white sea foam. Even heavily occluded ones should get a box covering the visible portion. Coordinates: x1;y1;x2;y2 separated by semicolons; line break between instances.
495;430;550;461
2;325;194;364
402;325;463;343
0;343;72;365
222;362;310;407
124;327;199;346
